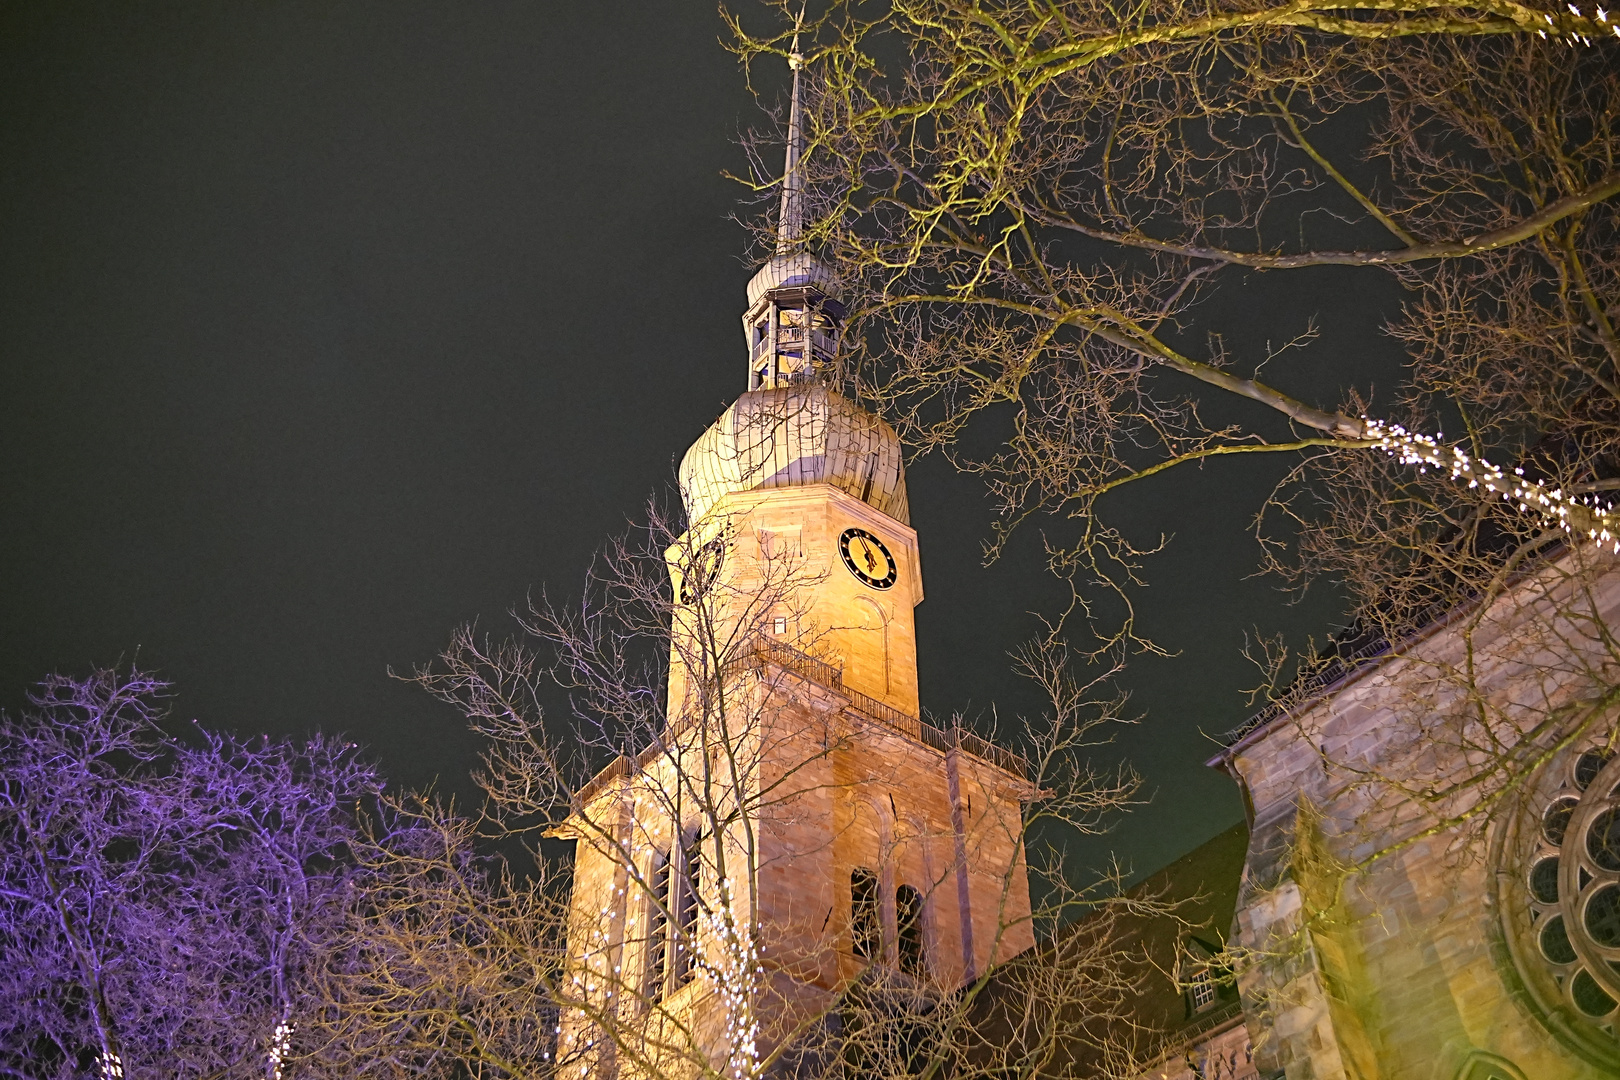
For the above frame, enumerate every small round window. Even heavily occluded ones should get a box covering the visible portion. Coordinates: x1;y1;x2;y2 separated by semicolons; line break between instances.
1578;749;1615;791
1529;857;1560;905
1545;797;1579;846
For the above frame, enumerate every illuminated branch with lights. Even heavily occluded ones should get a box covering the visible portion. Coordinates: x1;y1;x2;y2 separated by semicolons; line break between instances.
0;669;378;1080
1366;420;1620;549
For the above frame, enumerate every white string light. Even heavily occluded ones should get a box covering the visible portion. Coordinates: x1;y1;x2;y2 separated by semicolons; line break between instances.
267;1022;295;1080
1528;4;1620;39
1365;418;1620;551
697;875;764;1080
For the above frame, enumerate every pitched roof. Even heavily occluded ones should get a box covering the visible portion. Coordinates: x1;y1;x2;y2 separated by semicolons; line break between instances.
965;822;1251;1077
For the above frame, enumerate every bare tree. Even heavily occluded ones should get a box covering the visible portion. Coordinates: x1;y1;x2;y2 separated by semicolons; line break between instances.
726;1;1620;655
314;495;1181;1079
0;668;378;1080
711;6;1620;1068
307;792;567;1079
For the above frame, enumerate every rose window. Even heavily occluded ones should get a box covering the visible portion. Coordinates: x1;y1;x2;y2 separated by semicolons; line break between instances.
1499;739;1620;1065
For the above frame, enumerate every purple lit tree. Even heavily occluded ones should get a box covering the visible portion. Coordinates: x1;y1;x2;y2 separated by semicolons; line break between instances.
0;668;379;1080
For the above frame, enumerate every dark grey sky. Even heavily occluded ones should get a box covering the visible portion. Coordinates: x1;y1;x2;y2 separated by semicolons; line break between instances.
0;3;1402;875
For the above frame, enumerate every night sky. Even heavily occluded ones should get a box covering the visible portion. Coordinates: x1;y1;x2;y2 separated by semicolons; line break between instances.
0;3;1406;876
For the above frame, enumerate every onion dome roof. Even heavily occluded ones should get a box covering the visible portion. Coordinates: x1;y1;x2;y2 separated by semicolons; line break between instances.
747;250;839;309
680;385;909;527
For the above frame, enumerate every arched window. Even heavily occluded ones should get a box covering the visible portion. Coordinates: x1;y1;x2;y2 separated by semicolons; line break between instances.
851;867;879;960
645;848;670;1001
897;884;925;977
672;830;703;986
1454;1051;1526;1080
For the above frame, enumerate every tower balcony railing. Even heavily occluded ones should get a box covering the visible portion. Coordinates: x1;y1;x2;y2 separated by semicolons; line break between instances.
571;639;1030;811
749;331;839;366
729;637;1031;779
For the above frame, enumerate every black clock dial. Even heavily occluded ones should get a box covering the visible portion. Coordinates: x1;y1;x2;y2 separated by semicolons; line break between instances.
838;527;897;590
679;536;727;604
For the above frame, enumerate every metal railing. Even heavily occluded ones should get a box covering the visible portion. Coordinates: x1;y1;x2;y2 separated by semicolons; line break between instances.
574;740;666;812
741;638;1030;779
734;637;845;691
572;638;1031;810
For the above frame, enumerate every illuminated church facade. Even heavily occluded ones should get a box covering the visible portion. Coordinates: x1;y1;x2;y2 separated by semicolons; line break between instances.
1190;550;1620;1080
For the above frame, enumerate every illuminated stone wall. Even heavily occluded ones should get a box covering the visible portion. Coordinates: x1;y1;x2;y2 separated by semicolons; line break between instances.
667;482;923;721
557;662;1033;1077
558;471;1031;1078
1218;556;1620;1080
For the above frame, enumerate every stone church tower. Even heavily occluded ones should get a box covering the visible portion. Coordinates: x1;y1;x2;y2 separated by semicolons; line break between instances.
552;51;1035;1080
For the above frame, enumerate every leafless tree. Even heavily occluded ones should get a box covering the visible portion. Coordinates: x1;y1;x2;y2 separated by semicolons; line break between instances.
726;0;1619;658
313;496;1184;1079
715;5;1620;1065
306;792;567;1079
0;668;378;1080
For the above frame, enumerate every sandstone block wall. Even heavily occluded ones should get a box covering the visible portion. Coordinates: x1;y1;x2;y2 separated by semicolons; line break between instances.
1220;558;1620;1079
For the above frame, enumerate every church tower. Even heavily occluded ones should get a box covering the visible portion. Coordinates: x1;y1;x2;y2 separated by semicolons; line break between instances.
554;49;1035;1080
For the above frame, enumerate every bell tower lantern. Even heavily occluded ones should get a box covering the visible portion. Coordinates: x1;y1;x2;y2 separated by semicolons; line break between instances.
741;46;844;390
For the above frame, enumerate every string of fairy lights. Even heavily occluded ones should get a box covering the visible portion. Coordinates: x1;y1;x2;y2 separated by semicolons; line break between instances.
1364;419;1620;551
538;13;1620;1069
557;778;766;1080
1542;3;1620;42
545;422;1620;1080
267;1021;294;1080
707;878;763;1080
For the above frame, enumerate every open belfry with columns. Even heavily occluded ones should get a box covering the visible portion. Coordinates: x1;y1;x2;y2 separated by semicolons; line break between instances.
551;50;1035;1080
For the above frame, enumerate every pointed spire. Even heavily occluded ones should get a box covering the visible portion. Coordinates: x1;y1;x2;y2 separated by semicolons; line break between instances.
742;17;841;390
744;20;837;312
776;36;806;254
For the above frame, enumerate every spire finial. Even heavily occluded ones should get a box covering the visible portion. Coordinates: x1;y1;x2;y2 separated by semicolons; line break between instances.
776;16;806;254
742;10;841;390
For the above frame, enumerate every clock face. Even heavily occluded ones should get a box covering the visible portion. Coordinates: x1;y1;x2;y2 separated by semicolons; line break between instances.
679;536;727;605
838;527;898;590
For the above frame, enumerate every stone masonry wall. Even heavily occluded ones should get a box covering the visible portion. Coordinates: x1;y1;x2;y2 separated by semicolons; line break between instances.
1223;556;1620;1080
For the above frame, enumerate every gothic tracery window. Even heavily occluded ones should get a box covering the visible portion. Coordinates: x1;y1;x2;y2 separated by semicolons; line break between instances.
1502;736;1620;1063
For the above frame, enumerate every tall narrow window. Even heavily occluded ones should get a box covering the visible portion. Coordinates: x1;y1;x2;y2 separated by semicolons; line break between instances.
645;849;670;1001
672;830;703;986
897;884;925;977
851;867;879;960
